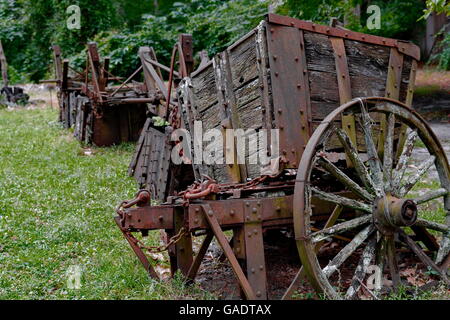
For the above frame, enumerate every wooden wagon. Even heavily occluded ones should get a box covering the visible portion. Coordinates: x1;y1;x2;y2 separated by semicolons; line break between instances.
49;38;187;146
116;14;450;300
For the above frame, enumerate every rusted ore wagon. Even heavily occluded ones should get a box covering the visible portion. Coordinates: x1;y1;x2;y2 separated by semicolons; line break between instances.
116;14;450;300
49;41;172;146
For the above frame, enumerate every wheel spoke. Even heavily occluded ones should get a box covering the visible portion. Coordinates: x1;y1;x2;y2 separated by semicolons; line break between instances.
311;187;372;213
358;100;384;196
436;235;450;266
345;235;377;299
336;128;375;194
322;224;375;278
414;218;449;233
399;230;449;284
411;226;440;252
383;114;395;192
391;129;418;191
317;156;374;202
311;214;372;243
386;235;401;289
414;188;448;204
374;236;387;296
397;156;436;197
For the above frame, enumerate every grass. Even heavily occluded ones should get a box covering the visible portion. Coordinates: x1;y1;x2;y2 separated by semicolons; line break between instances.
0;106;212;299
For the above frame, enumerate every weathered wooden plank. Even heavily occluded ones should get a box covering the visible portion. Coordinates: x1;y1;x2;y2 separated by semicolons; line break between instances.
229;33;259;90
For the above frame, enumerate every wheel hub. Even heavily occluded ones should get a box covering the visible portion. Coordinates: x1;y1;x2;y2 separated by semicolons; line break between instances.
373;195;418;233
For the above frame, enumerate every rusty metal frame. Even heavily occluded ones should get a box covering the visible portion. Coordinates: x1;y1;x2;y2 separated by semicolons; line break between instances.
266;23;312;167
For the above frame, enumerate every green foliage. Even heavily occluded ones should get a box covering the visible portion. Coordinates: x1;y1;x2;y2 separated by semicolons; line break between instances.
420;0;450;21
0;0;439;82
278;0;358;24
358;0;424;39
0;0;148;82
169;0;269;56
433;33;450;71
280;0;425;40
72;0;270;78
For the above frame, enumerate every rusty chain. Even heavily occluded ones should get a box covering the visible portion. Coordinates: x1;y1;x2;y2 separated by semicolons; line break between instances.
127;227;188;255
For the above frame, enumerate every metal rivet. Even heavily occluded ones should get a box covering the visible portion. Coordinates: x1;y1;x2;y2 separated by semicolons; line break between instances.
230;209;235;216
252;208;257;213
251;268;255;273
245;202;250;207
158;216;163;221
208;210;213;216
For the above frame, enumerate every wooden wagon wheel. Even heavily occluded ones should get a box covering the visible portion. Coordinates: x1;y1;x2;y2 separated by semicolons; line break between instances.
293;97;450;299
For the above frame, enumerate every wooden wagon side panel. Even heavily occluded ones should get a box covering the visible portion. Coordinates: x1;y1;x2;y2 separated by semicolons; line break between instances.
228;31;265;180
190;31;269;184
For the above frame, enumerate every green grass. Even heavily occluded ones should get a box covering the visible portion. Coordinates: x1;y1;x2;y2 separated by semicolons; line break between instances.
0;107;211;299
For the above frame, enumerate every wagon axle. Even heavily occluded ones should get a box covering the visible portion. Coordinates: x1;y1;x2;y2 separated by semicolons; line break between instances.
373;195;418;234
